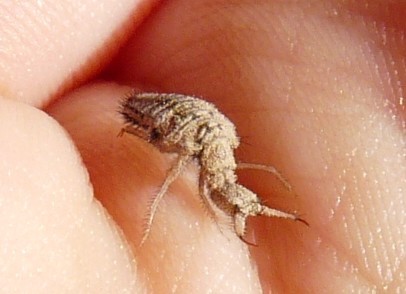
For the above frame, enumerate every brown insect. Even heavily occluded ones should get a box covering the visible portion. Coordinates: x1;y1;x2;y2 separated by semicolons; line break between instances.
119;92;307;245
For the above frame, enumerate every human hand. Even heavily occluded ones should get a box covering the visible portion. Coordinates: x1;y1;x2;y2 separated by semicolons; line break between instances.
1;1;405;293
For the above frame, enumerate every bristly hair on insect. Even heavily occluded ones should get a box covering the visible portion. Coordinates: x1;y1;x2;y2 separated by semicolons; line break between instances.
119;91;308;246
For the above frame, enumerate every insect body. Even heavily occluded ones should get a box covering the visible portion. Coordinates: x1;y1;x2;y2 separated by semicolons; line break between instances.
119;92;305;245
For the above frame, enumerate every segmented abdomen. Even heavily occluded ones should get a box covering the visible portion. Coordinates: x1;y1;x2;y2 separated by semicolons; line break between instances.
121;93;239;155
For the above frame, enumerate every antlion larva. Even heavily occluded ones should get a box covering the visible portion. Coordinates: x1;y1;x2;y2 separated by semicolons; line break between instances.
119;92;307;245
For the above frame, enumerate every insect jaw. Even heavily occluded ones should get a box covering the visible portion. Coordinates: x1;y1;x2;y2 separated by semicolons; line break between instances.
234;211;248;238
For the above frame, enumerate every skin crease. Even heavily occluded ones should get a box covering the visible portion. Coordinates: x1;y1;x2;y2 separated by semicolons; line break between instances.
0;0;404;293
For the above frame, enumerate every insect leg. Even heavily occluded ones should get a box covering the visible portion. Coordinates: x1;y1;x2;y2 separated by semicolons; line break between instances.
118;125;151;141
140;155;191;246
236;162;292;192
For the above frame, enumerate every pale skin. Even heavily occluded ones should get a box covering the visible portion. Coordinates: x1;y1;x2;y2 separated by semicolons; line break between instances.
0;1;404;293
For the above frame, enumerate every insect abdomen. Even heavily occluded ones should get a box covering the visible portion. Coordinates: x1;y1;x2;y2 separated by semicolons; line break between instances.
122;93;239;155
